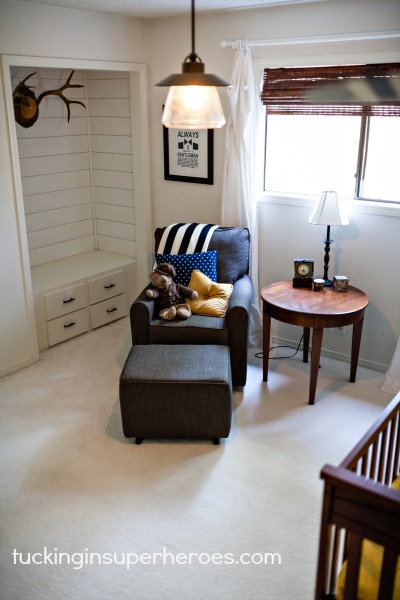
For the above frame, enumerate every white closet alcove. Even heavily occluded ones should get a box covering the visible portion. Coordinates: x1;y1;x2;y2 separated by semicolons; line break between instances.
2;56;151;356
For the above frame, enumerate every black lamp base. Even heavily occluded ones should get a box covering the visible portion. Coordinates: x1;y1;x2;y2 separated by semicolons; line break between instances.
322;225;333;287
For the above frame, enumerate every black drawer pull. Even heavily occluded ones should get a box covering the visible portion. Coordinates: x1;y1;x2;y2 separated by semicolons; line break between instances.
64;321;76;328
107;307;118;313
104;283;116;289
63;297;75;304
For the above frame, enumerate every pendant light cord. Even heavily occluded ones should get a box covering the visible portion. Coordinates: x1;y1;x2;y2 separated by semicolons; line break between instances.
191;0;196;55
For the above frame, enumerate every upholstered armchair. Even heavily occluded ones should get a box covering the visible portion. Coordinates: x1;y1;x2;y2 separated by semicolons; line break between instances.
129;226;253;386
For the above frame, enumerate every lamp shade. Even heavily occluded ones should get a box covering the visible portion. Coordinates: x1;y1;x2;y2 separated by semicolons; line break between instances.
162;85;226;129
309;191;349;226
158;54;228;129
156;0;228;130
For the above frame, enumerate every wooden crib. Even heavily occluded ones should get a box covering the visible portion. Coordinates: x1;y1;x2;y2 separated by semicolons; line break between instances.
315;393;400;599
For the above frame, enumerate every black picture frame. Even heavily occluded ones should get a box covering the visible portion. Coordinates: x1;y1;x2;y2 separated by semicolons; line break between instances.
163;124;214;185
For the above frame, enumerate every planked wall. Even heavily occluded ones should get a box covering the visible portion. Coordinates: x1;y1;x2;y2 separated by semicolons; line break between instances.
11;67;136;267
87;70;135;257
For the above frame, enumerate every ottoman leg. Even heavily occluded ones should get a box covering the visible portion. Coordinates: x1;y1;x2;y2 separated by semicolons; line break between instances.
212;438;220;445
135;437;143;445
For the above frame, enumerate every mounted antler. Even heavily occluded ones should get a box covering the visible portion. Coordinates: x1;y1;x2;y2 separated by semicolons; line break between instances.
13;72;37;101
13;72;40;127
37;70;86;122
13;70;86;128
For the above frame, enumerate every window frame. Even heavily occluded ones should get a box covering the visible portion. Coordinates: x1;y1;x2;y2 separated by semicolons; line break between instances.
263;111;399;205
355;116;369;200
254;54;400;219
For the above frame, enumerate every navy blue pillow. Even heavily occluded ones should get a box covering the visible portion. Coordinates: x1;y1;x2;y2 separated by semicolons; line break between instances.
155;250;217;286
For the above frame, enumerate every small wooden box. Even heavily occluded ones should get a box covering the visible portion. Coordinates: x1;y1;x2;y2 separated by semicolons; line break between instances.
293;276;313;289
333;275;349;292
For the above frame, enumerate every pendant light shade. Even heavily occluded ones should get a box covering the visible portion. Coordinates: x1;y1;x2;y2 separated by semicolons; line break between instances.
162;84;226;129
156;0;228;129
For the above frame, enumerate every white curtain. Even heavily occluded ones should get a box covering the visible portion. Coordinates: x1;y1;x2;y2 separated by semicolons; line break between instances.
381;337;400;394
221;40;262;347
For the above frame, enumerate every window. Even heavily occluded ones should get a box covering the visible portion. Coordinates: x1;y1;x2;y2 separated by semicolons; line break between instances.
264;113;400;202
261;64;400;204
358;117;400;202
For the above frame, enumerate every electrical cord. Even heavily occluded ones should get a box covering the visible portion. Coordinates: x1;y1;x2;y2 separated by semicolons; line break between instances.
255;334;307;360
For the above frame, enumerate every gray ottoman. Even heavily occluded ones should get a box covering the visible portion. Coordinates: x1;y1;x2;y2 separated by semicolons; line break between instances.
119;344;232;444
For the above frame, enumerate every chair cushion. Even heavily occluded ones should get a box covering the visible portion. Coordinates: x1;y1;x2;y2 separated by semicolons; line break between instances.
155;250;217;286
208;227;250;284
155;226;250;284
149;315;229;345
186;270;233;317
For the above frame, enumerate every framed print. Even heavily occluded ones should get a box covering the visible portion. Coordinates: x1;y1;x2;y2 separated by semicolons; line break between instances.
163;125;214;185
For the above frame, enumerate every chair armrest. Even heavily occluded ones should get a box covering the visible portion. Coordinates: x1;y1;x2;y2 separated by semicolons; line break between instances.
227;274;253;386
130;286;157;345
227;274;253;315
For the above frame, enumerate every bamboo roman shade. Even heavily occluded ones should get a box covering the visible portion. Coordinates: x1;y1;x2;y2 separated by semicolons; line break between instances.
261;63;400;116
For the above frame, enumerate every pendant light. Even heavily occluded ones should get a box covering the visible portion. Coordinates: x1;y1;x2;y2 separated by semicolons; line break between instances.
156;0;228;129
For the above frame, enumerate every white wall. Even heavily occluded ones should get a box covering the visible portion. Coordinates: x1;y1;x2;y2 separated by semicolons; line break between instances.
12;66;136;267
1;0;399;376
13;67;94;266
0;0;147;376
87;70;136;257
258;201;400;371
148;0;400;370
149;0;400;226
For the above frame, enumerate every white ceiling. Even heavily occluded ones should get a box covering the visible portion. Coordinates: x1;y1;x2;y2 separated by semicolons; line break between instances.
17;0;333;19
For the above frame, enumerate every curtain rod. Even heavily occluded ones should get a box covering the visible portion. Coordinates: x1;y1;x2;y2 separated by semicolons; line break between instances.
221;29;400;50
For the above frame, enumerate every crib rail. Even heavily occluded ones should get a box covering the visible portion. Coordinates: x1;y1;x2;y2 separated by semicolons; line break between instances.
340;396;400;484
315;395;400;600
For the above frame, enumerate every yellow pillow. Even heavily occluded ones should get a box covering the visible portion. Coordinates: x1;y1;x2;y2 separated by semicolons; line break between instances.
186;270;233;317
336;474;400;600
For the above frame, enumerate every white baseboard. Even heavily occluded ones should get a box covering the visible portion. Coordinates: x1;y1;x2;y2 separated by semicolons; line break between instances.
271;336;388;374
0;356;37;379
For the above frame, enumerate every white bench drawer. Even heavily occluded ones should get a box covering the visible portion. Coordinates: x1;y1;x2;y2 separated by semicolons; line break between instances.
90;293;128;329
44;282;87;320
88;270;125;305
47;308;89;346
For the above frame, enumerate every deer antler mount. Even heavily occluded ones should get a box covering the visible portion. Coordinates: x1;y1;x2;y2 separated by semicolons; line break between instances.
13;70;86;128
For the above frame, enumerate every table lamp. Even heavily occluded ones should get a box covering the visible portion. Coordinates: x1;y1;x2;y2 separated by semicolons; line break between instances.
309;191;349;286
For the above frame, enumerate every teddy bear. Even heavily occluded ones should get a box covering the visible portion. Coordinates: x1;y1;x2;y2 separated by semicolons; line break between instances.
146;262;198;320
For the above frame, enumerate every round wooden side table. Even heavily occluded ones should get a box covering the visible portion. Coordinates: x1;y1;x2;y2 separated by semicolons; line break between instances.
260;281;368;405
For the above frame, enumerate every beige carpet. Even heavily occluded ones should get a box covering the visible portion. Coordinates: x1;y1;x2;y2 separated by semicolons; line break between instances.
0;317;393;600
